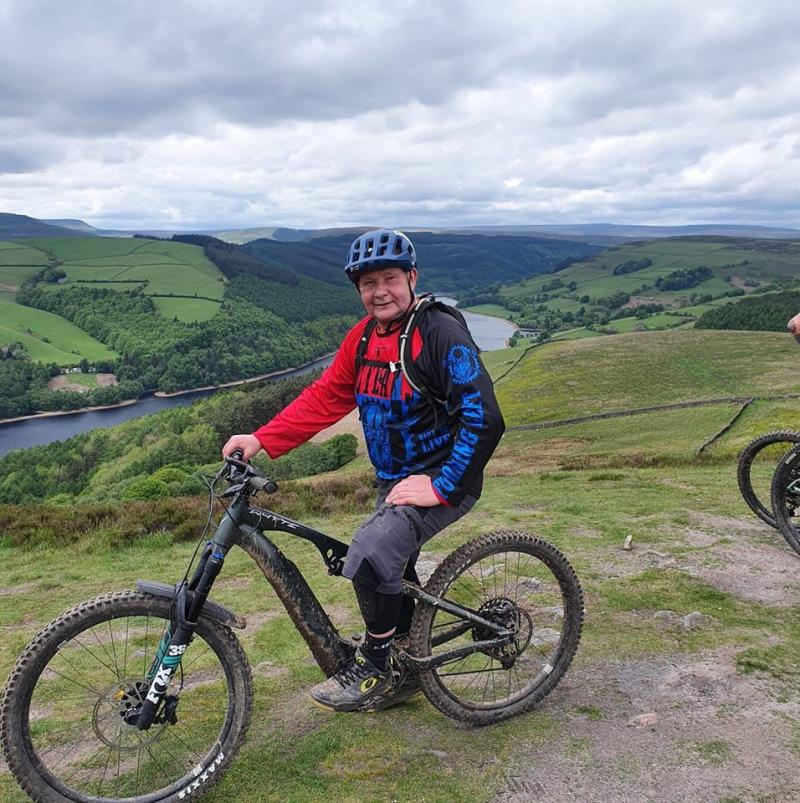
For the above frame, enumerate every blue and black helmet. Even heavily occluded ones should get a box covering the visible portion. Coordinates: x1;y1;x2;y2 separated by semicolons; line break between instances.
344;229;416;283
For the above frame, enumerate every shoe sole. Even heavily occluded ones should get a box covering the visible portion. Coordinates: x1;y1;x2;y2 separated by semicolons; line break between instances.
309;684;416;713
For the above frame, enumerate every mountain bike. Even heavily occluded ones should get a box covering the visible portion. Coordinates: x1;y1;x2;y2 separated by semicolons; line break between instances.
770;442;800;555
737;430;800;528
1;453;584;802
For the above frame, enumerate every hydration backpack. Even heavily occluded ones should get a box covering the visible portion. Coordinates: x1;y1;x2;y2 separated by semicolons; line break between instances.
355;293;479;407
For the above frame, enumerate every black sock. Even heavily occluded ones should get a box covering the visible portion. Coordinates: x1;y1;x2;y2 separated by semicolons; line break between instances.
362;630;394;671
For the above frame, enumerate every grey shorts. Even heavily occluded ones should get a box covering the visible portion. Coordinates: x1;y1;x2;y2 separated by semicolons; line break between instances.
341;482;477;594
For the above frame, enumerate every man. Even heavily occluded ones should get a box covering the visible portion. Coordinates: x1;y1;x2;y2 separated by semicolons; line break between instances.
222;228;505;711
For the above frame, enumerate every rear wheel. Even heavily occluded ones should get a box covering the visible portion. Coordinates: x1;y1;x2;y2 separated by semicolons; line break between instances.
409;531;583;726
770;444;800;555
1;590;252;802
737;430;800;528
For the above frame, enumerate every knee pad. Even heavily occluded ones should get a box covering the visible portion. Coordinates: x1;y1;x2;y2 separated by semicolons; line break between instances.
352;559;402;634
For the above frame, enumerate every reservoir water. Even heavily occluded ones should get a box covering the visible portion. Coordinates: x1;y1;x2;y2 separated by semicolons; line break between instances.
0;301;514;457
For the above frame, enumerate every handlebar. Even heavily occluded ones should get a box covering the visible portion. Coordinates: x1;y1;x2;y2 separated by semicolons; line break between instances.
220;450;278;496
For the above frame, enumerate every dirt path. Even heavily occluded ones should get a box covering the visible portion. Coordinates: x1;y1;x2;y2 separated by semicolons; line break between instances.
494;647;799;803
492;511;800;803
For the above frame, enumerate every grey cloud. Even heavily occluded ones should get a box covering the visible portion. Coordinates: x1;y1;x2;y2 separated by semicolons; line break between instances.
1;1;800;228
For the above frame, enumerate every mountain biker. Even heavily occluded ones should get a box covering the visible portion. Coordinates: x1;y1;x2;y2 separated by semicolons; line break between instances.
222;228;505;712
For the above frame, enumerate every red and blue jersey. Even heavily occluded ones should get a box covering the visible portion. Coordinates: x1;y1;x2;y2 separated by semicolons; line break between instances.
252;308;505;506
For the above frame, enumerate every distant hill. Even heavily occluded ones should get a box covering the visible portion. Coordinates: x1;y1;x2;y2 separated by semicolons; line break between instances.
42;218;101;234
470;236;800;333
242;232;601;294
0;213;89;239
211;223;800;246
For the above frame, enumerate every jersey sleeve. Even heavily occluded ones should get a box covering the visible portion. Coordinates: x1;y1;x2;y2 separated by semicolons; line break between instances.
424;316;506;506
251;318;368;459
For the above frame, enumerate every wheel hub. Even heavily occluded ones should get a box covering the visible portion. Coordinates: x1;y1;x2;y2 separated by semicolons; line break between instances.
93;680;175;748
472;597;533;668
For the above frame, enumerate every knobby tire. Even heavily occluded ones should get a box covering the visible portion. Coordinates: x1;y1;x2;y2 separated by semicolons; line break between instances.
737;430;800;529
408;530;583;726
1;590;253;802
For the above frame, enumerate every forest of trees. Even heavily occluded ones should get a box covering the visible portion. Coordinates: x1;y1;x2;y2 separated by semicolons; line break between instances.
612;258;653;275
17;284;355;396
695;291;800;332
7;231;366;416
0;372;357;505
655;266;713;291
243;232;601;293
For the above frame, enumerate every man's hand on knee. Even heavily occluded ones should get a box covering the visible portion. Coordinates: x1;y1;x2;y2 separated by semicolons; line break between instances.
386;475;441;507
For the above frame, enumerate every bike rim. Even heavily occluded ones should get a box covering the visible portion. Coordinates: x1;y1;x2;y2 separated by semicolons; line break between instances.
426;546;570;710
23;611;234;801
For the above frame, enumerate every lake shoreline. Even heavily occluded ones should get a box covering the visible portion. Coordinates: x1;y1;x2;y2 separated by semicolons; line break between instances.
0;352;335;427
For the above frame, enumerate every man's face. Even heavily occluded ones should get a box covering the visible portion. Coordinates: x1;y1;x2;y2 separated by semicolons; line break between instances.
358;267;417;327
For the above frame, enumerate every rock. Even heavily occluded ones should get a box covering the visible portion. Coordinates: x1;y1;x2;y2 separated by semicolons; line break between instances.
415;560;439;584
623;535;633;551
425;749;449;760
682;611;709;630
653;610;677;620
518;577;543;593
627;712;658;728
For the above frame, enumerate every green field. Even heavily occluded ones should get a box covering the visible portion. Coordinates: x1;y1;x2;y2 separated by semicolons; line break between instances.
484;238;800;332
0;292;117;364
152;296;222;322
601;312;692;333
0;238;227;361
0;241;49;291
26;237;226;303
494;329;800;426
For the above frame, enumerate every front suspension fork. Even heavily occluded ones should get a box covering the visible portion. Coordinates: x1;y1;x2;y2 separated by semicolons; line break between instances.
135;544;227;730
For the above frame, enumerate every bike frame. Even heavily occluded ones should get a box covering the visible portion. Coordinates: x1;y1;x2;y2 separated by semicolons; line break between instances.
135;490;514;729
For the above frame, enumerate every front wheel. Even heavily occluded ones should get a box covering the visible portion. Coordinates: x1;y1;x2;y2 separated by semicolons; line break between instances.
1;590;253;802
408;530;584;726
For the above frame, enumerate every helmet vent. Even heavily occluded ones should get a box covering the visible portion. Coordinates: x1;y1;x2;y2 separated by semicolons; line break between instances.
393;238;403;255
380;233;390;244
378;245;387;256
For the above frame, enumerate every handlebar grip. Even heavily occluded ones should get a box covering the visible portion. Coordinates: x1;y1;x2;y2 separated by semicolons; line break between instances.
250;476;278;494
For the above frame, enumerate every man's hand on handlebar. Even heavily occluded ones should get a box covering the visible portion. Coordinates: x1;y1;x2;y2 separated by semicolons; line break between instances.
222;434;262;461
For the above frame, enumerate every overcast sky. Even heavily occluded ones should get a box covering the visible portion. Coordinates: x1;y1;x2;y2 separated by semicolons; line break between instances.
1;0;799;230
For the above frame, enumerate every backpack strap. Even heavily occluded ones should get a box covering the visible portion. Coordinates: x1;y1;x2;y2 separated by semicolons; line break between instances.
399;294;450;407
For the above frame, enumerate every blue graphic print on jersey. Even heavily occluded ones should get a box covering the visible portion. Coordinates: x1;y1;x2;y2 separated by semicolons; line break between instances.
432;390;484;499
356;368;426;479
360;401;392;470
444;344;481;385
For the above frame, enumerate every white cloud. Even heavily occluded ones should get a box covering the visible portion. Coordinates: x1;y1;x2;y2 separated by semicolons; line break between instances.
1;0;799;228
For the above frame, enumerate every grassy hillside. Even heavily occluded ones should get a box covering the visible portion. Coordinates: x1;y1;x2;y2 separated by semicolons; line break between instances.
27;237;226;320
242;232;601;294
466;237;800;340
0;292;117;363
494;329;800;426
3;326;800;800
